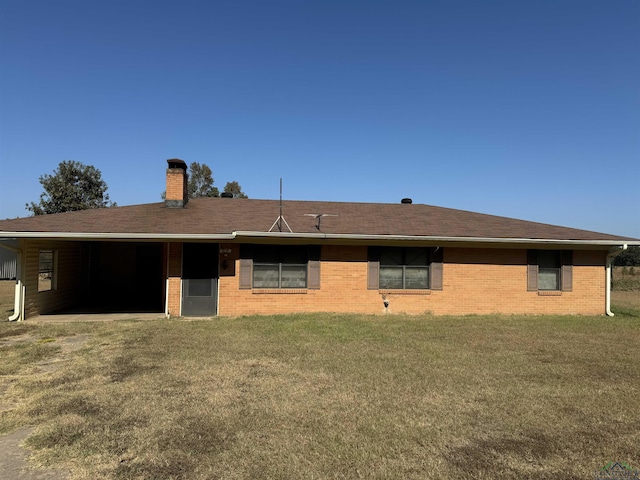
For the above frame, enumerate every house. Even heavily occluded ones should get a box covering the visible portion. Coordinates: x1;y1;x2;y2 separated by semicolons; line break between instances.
0;159;638;321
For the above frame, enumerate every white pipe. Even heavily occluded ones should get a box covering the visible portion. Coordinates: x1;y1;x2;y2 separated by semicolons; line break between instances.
7;249;23;321
606;244;628;316
8;281;22;321
21;284;25;321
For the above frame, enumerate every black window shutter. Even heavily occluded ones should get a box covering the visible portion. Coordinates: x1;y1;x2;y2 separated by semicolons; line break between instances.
307;246;321;289
527;250;538;291
239;259;252;289
430;247;444;290
561;250;573;292
239;245;254;290
368;247;380;290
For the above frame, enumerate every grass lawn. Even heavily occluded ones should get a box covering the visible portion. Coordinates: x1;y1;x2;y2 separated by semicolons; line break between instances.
0;280;15;318
0;281;639;479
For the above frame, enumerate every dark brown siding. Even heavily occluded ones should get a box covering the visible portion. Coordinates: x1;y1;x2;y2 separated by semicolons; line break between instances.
23;240;82;318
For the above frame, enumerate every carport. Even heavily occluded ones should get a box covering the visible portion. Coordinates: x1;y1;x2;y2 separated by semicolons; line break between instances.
3;238;167;320
76;241;165;314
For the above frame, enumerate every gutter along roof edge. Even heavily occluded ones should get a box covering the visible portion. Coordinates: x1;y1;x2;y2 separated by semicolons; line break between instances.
233;231;637;247
0;230;636;247
0;232;237;241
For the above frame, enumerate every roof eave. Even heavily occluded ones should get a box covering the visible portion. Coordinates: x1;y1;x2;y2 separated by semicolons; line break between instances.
0;232;236;241
233;231;637;248
0;230;636;248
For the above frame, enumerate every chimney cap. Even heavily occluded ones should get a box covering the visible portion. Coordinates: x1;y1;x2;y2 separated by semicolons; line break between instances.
401;198;413;204
167;158;187;170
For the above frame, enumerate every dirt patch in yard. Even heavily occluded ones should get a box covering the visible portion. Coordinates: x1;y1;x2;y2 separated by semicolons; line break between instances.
0;332;91;480
0;427;69;480
34;334;91;373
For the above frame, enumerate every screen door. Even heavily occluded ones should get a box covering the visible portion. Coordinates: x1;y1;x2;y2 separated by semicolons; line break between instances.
182;243;218;316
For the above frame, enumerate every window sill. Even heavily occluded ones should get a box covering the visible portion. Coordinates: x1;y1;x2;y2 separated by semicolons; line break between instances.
252;289;308;294
537;291;562;296
379;289;431;296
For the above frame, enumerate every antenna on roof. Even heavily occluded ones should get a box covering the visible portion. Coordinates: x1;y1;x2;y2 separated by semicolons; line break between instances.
279;178;283;230
304;213;338;230
268;178;292;233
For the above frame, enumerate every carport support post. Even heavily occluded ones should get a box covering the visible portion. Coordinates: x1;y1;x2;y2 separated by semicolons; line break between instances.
166;242;183;317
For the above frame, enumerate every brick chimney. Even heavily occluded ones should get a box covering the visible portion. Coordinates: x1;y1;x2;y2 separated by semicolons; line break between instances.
165;159;188;208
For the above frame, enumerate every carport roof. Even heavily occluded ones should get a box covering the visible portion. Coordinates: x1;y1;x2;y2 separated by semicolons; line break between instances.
0;197;637;246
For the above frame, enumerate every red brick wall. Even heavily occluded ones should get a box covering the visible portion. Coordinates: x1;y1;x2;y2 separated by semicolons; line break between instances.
439;248;605;315
217;245;607;316
166;242;182;316
165;168;187;203
19;241;607;319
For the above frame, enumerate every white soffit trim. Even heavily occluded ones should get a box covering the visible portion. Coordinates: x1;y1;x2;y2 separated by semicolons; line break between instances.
233;231;637;247
0;230;637;247
0;232;236;241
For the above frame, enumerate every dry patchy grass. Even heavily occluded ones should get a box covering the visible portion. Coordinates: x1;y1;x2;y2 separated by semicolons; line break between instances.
613;266;640;292
0;279;15;318
612;267;640;315
0;312;639;479
611;291;640;314
0;279;638;478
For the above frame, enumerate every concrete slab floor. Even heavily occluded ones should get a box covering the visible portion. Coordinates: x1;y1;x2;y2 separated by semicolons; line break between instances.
25;312;166;323
0;427;69;480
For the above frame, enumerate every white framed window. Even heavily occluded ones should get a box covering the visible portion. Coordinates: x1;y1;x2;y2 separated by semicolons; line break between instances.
538;250;561;291
239;245;321;291
253;245;308;289
379;247;430;290
527;250;573;292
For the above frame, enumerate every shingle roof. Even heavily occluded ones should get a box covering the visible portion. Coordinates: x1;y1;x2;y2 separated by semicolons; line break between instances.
0;198;636;245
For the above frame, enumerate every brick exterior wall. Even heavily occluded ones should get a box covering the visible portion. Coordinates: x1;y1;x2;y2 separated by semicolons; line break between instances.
166;242;182;316
440;248;605;315
216;245;607;316
21;241;608;319
165;168;188;206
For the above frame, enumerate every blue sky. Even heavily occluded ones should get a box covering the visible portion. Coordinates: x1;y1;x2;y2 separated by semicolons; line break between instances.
1;0;638;238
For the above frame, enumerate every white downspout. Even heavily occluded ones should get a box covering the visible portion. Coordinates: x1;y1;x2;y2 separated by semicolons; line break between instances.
8;281;23;321
606;244;627;317
7;248;23;322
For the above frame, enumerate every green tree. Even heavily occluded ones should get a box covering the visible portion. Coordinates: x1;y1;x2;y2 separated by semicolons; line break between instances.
26;160;116;215
188;162;219;198
613;246;640;266
223;180;248;198
161;161;247;199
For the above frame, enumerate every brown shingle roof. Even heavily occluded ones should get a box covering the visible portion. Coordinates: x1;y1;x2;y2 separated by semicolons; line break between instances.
0;198;636;244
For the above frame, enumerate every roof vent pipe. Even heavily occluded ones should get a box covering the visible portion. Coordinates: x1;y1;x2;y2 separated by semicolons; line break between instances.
401;198;412;204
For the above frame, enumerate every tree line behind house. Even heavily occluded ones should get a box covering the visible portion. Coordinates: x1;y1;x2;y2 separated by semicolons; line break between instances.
25;160;246;216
